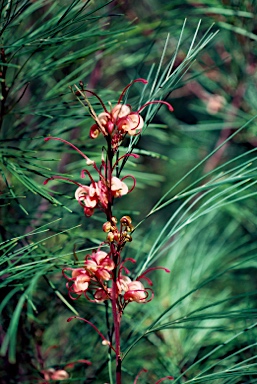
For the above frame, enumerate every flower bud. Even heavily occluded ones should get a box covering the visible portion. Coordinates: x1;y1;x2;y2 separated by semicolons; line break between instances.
102;339;111;346
113;232;120;242
102;221;112;232
120;215;132;225
107;232;114;242
125;234;132;242
111;216;118;224
89;124;100;139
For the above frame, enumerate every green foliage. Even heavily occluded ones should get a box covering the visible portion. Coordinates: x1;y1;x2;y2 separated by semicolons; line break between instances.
1;0;257;383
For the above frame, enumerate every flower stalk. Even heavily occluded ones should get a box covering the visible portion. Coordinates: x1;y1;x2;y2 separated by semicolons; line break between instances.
44;79;173;383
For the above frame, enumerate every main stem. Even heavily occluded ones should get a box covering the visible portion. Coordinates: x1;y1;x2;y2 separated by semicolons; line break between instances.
111;266;122;384
106;138;122;384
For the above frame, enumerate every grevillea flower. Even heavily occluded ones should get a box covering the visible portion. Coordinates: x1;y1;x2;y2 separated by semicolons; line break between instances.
85;250;115;281
75;184;99;217
74;176;130;216
63;250;116;300
116;112;144;136
111;176;129;197
117;275;132;294
94;287;111;302
42;368;69;381
70;269;91;294
124;281;148;303
78;78;173;150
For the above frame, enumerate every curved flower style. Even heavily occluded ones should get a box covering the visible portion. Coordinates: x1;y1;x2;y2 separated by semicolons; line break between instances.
77;78;173;151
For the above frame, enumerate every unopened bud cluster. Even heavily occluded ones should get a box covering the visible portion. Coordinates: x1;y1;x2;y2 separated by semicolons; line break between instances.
103;216;134;245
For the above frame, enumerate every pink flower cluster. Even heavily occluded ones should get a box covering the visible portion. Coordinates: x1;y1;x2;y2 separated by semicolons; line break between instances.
90;103;144;140
63;249;157;305
75;176;129;217
43;138;135;217
76;78;173;150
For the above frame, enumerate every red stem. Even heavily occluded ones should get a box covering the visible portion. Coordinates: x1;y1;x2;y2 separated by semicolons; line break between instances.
104;136;122;383
111;276;122;384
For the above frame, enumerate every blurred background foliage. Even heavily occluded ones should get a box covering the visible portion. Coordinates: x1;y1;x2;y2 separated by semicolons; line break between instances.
1;0;257;383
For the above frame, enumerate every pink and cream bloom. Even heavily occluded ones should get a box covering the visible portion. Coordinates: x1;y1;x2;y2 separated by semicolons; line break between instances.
75;184;99;217
84;78;173;149
117;113;144;136
117;275;132;294
62;267;91;299
44;136;136;218
71;269;91;294
74;176;129;216
85;250;115;282
42;368;69;381
111;176;129;197
124;281;148;303
74;180;106;217
94;287;111;302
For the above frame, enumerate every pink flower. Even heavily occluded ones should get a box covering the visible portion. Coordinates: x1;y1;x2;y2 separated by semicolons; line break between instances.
74;177;129;216
111;103;131;120
117;275;132;294
84;259;98;273
42;368;69;381
71;269;91;293
91;250;108;264
85;250;115;282
44;137;135;218
94;287;111;302
117;113;144;136
85;78;173;149
75;185;98;208
111;176;129;197
74;181;107;216
95;102;143;140
124;281;148;303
